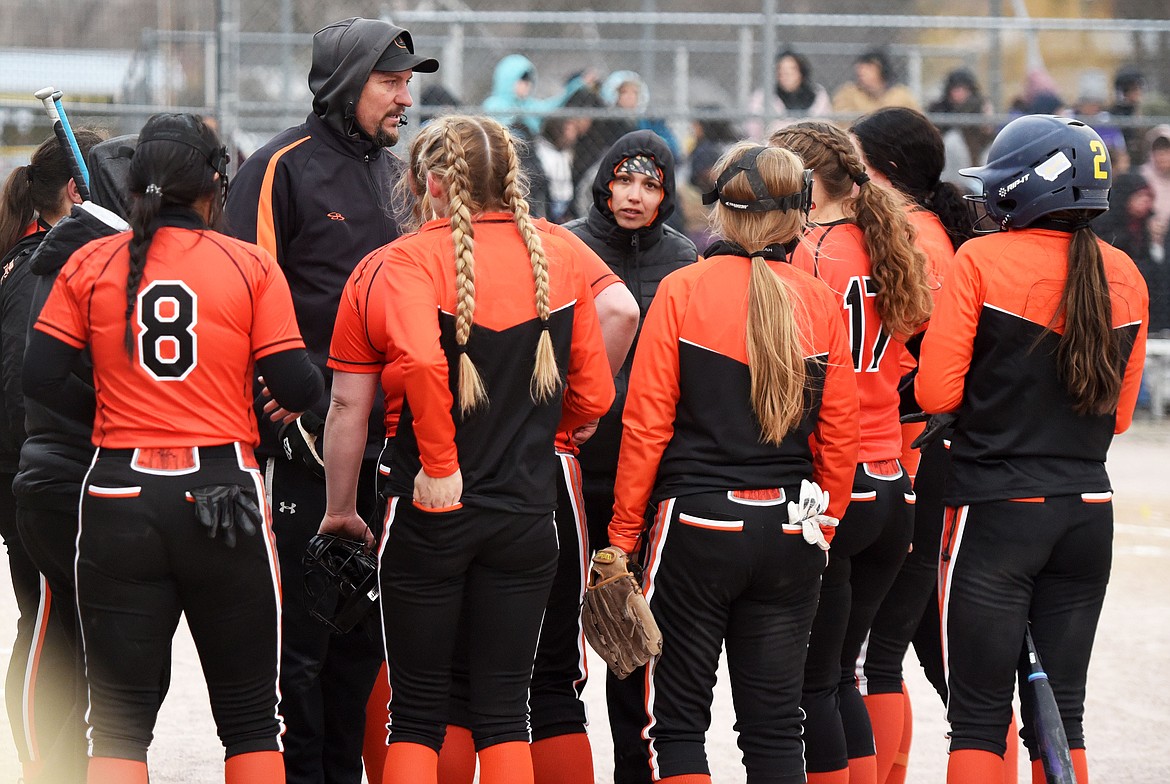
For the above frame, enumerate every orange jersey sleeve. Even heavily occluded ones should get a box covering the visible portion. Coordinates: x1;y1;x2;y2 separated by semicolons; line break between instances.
915;246;984;414
558;266;617;435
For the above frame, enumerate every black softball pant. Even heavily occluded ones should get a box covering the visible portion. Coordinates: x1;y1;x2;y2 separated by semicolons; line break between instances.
449;452;592;741
855;439;951;701
802;461;913;772
1;473;85;780
939;495;1112;759
11;502;92;783
78;445;282;762
378;497;558;751
265;455;385;784
631;490;825;784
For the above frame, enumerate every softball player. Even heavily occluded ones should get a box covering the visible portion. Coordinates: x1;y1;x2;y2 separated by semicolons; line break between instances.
23;113;322;784
770;120;933;784
917;115;1148;784
318;114;613;784
608;142;860;784
847;107;968;784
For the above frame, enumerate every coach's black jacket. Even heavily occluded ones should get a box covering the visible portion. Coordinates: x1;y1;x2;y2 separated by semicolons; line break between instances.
11;206;122;510
563;129;698;477
225;17;403;460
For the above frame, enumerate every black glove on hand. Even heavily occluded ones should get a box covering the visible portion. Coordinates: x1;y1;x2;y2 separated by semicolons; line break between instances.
909;412;958;451
190;484;263;548
279;410;325;479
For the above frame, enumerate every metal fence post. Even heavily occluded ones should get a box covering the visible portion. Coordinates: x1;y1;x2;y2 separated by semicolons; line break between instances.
444;23;465;102
216;0;240;172
738;25;754;114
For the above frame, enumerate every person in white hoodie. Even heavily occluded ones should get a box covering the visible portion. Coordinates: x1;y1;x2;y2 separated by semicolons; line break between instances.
1140;124;1170;251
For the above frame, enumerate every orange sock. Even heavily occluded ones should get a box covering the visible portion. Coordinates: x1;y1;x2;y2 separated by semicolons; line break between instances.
226;751;284;784
1071;748;1088;783
947;749;1002;784
849;754;878;784
88;757;149;784
656;776;713;784
887;683;914;784
864;692;905;783
437;725;476;784
479;741;532;784
531;733;593;784
384;742;439;784
364;663;391;781
806;771;850;784
1003;713;1019;784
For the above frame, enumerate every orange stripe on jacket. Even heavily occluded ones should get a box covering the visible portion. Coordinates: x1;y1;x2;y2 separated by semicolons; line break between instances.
255;136;311;260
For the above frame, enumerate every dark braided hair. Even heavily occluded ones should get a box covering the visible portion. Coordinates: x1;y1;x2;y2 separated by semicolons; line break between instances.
850;107;974;250
123;113;226;353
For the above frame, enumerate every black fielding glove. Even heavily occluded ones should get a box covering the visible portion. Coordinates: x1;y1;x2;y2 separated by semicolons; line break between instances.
279;410;325;479
190;484;262;548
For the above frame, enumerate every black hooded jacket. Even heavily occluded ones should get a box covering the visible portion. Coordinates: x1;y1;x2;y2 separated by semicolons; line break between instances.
563;130;698;476
226;17;406;458
0;230;48;471
8;204;126;508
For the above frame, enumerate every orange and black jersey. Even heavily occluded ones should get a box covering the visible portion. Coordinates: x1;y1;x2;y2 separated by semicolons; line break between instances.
792;220;909;462
377;214;615;514
32;210;310;448
327;220;621;446
609;253;860;553
916;228;1148;504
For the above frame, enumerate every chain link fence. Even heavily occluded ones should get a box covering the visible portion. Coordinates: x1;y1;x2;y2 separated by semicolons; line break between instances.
3;4;1170;198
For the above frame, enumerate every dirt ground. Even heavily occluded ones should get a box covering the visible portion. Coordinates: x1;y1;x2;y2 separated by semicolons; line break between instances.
1;420;1167;783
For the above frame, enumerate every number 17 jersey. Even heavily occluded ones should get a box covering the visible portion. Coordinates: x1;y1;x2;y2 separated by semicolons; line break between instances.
791;219;907;462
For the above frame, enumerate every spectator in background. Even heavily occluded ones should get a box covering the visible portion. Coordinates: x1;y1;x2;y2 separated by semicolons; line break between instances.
482;54;571;137
831;49;919;119
534;88;605;223
929;67;995;184
746;49;833;140
1073;69;1128;171
681;108;741;249
598;71;681;161
418;83;460;126
1140;125;1170;252
1097;172;1170;334
1110;65;1148;165
1008;67;1066;117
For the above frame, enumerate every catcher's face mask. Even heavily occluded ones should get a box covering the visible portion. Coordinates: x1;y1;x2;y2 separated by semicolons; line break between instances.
303;534;380;634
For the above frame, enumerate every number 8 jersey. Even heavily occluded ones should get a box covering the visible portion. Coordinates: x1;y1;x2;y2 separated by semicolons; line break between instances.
791;220;909;462
34;213;305;448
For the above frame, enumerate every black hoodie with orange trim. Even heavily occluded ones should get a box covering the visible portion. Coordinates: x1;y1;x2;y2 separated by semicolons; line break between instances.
226;17;405;457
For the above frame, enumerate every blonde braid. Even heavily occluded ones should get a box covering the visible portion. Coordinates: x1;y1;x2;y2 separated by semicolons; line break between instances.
497;119;560;403
443;120;488;414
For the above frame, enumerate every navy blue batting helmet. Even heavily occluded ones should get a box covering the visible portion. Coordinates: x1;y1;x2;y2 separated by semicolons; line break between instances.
960;114;1112;232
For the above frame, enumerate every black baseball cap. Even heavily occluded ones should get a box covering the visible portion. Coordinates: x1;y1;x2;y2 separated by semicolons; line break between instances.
375;29;439;74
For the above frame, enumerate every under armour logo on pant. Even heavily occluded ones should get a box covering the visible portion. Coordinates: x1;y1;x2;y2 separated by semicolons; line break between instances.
279;502;297;514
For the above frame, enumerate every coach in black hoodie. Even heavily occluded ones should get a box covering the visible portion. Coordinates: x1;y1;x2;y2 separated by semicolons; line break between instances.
225;17;437;784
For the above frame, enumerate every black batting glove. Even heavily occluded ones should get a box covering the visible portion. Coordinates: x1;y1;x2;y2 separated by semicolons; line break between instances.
279;410;325;479
909;412;958;452
190;484;262;548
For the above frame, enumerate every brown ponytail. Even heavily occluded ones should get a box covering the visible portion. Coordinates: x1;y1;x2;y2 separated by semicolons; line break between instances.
771;121;933;339
709;142;810;444
1053;221;1122;415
